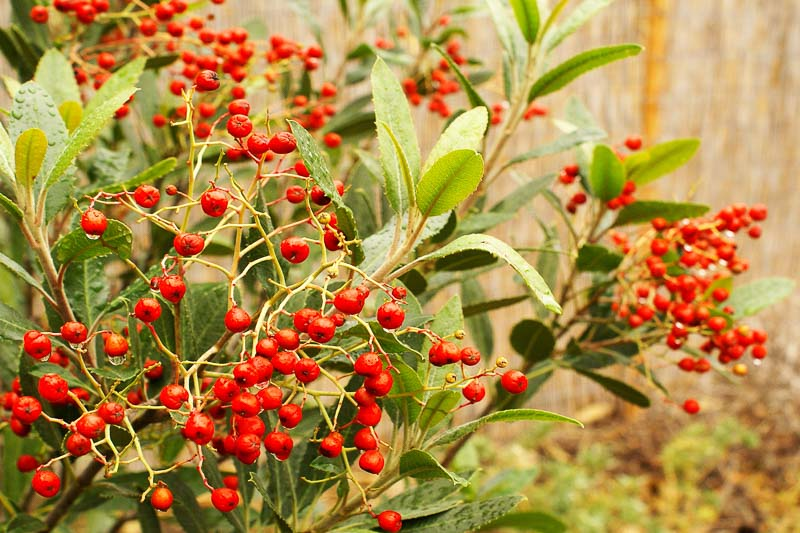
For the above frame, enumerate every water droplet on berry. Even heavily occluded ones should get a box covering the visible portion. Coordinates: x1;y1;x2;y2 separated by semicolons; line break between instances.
40;353;51;363
108;355;125;366
69;342;80;349
753;359;762;367
86;233;100;241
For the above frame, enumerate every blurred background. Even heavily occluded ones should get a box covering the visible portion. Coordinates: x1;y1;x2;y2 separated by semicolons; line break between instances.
1;1;798;531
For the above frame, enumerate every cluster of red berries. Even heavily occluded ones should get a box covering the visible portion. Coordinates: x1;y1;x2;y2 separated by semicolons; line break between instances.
401;40;471;119
607;203;769;414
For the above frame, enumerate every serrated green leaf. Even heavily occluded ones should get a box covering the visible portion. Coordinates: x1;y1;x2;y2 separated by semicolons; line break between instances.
431;44;488;111
462;295;529;317
624;138;700;185
288;120;341;206
3;514;47;533
543;0;614;51
428;408;582;447
410;234;561;313
0;251;46;294
63;258;108;325
507;127;605;167
380;121;417;210
418;390;461;436
45;58;145;188
179;283;228;359
574;368;651;407
613;200;710;226
0;301;37;342
416;150;484;217
589;144;624;200
14;128;47;188
576;244;623;272
423;107;488;174
510;0;540;43
372;58;420;212
402;495;525;533
435;249;497;271
482;511;567;532
386;358;423;425
0;121;15;185
510;319;555;363
399;450;469;485
83;157;178;196
726;277;795;317
34;49;81;106
52;219;132;265
528;44;642;102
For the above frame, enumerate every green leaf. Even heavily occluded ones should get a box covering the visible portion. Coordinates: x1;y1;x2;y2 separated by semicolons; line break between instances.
423;107;488;174
137;500;163;533
482;511;567;532
14;128;47;188
509;319;555;364
613;200;709;226
528;44;642;102
144;54;179;70
402;495;525;533
485;0;526;69
52;219;133;265
386;358;423;425
179;283;228;359
417;390;462;436
372;58;420;212
63;258;108;325
58;101;83;134
411;234;561;313
163;473;209;533
510;0;540;43
83;157;178;195
431;44;488;111
416;150;484;217
3;514;47;533
462;295;529;317
399;450;469;485
428;408;582;447
589;144;624;200
0;301;37;342
200;452;247;532
574;368;651;407
726;277;795;317
361;213;452;275
0;251;45;294
506;127;605;167
624;138;700;185
576;244;623;272
0;121;14;185
0;191;23;221
8;82;68;184
490;174;554;213
45;58;146;188
288;120;341;207
34;49;81;106
457;212;516;235
543;0;614;51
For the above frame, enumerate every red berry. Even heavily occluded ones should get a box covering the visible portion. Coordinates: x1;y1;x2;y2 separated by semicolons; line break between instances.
278;404;303;428
272;351;298;374
359;449;385;474
211;487;239;512
280;237;310;264
224;306;251;333
159;384;189;410
293;308;322;333
376;302;404;330
246;133;270;155
462;380;486;403
140;19;158;36
460;347;481;366
323;132;342;148
356;403;382;426
256;337;279;358
364;370;393;397
195;70;220;92
184;411;215;444
377;510;402;533
264;430;293;458
159;275;187;304
334;288;366;315
234;359;262;387
354;352;383;377
707;316;727;332
134;184;161;208
353;387;376;407
353;427;378;450
16;454;39;472
307;317;336;343
429;341;459;366
60;321;88;344
38;374;69;403
286;185;306;204
227;114;253;138
81;208;108;236
749;203;767;221
173;233;205;256
231;392;261;417
624;136;642;150
214;378;239;402
13;396;42;424
200;188;229;217
319;432;344;458
97;402;125;424
76;413;105;439
268;132;297;154
227;99;250;115
97;52;115;70
683;399;700;414
30;6;49;24
501;370;528;394
135;298;162;322
32;470;61;498
104;333;128;357
294;358;320;383
65;432;92;456
257;386;283;410
23;330;52;359
151;486;174;512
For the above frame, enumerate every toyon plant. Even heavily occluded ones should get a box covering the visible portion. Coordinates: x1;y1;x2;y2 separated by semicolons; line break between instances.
0;1;793;532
